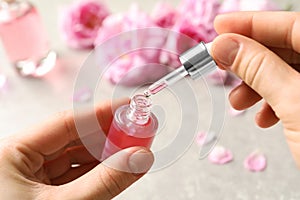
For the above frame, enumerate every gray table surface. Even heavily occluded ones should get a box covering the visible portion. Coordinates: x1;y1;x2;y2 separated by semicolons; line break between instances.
1;0;300;199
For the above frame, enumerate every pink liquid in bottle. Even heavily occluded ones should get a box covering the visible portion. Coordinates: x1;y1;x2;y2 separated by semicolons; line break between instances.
0;1;56;77
101;95;158;161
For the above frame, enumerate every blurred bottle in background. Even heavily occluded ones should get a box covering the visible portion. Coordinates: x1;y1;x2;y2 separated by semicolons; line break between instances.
0;0;56;77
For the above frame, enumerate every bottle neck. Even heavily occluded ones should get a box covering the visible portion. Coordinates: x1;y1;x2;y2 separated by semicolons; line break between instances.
126;94;152;125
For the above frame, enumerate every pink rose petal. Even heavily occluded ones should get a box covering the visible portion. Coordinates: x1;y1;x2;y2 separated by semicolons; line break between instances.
73;87;92;102
244;151;267;172
196;131;216;146
229;106;246;117
208;146;233;164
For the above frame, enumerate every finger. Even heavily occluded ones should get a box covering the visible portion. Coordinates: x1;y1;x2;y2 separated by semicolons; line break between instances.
48;147;154;200
18;98;129;156
44;145;98;179
44;131;105;161
269;47;300;65
51;162;99;185
211;33;300;115
255;102;279;128
229;81;262;110
214;12;300;52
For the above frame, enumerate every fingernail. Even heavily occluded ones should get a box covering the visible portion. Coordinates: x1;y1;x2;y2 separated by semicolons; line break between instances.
213;38;240;68
128;149;154;175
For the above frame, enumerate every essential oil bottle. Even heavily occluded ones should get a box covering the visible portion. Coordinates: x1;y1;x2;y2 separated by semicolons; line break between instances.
101;95;158;161
0;0;56;77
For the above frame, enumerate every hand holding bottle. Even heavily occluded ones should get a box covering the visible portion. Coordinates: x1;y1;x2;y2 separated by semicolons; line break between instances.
0;99;153;200
211;12;300;166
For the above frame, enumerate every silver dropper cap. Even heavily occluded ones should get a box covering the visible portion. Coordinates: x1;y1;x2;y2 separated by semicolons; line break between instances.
144;42;217;97
179;42;216;80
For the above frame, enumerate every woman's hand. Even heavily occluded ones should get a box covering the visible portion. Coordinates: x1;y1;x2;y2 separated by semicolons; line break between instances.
211;11;300;166
212;12;300;166
0;99;153;199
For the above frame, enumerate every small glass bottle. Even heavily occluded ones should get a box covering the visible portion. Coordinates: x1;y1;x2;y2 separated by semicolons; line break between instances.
101;95;158;161
0;0;56;77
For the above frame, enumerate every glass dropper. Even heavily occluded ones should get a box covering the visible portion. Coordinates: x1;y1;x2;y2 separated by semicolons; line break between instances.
144;41;216;97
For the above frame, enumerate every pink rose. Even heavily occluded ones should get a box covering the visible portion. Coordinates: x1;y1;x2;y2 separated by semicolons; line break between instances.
60;0;110;49
95;4;155;44
173;20;206;53
95;5;170;86
105;52;169;86
177;0;221;36
93;13;124;47
159;50;181;68
151;2;178;28
174;0;221;53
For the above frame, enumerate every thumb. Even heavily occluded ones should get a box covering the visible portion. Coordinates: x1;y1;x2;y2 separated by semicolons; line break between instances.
211;33;300;167
55;147;154;200
211;33;299;115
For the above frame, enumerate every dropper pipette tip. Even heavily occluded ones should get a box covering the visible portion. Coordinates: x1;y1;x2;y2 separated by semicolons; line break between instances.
143;90;151;98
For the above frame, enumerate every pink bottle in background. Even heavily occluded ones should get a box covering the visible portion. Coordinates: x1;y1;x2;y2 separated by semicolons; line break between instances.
101;95;158;161
0;0;56;77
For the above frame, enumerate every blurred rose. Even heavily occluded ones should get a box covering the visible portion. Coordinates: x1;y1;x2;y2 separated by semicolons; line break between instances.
173;20;206;53
174;0;221;53
105;52;169;86
60;0;110;49
159;50;181;68
95;4;155;44
151;2;178;28
95;5;170;86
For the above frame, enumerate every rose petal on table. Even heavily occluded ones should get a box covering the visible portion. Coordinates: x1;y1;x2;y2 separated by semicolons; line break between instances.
229;106;246;117
73;88;92;102
244;151;267;172
208;146;233;164
196;131;216;146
